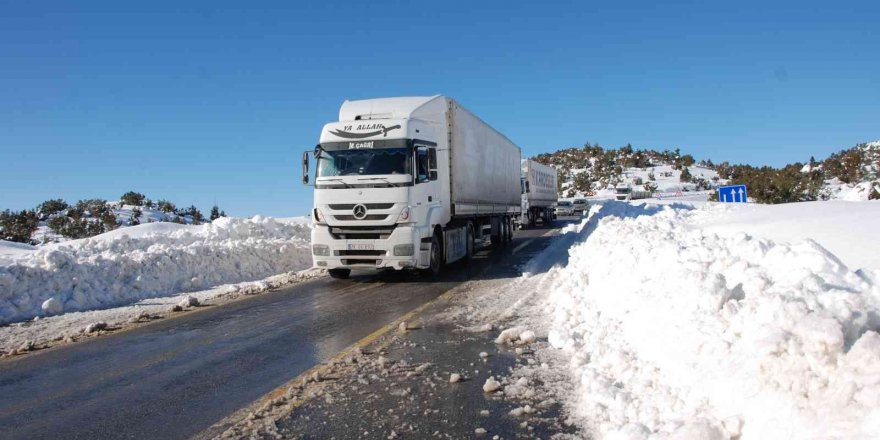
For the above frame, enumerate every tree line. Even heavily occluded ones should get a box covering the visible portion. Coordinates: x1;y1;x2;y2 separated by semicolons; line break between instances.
1;191;227;244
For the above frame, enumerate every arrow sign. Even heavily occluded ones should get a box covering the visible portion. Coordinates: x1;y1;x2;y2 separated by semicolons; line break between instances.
718;185;748;203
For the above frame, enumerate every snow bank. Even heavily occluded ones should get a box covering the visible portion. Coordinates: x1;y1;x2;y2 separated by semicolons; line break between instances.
548;202;880;439
0;216;312;324
696;200;880;271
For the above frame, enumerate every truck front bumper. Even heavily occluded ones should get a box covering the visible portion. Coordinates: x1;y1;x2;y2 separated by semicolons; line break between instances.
310;224;430;270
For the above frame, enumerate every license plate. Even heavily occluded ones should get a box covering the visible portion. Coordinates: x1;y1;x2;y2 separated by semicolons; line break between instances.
347;243;374;251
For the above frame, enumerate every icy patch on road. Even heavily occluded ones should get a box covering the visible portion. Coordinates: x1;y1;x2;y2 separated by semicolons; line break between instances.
0;216;312;324
548;202;880;439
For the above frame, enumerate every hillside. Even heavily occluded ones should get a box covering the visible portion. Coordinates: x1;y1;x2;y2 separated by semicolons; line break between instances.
1;191;227;245
534;140;880;203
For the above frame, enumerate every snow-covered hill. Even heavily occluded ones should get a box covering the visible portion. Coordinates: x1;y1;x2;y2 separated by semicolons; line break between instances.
537;139;880;203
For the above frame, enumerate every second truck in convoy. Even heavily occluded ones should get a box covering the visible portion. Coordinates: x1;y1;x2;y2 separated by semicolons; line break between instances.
520;159;558;227
303;95;523;278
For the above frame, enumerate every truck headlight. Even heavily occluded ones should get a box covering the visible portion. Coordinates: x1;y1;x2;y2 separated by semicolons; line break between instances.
312;244;330;256
396;207;411;223
393;244;414;256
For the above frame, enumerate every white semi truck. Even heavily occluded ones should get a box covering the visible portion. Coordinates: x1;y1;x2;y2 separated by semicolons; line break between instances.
520;159;558;227
614;184;653;201
302;96;522;279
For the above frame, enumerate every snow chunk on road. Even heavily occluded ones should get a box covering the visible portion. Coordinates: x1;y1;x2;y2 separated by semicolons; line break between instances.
547;201;880;439
0;216;311;324
482;377;501;393
495;327;537;345
494;327;524;344
519;330;536;344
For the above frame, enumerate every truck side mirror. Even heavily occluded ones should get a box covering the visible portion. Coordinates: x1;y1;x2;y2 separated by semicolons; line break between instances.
301;151;310;185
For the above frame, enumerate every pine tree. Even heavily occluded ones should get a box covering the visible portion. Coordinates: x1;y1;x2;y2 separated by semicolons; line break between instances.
157;200;176;213
120;191;146;206
37;199;68;220
210;205;221;221
870;183;880;201
0;209;39;243
130;207;143;226
680;167;693;182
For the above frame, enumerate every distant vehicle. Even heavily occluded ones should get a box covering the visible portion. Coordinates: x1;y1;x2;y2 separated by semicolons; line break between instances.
615;185;652;201
572;199;588;215
520;159;558;228
555;200;574;216
303;96;522;279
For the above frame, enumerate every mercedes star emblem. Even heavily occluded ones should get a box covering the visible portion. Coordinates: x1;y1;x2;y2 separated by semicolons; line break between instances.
352;204;367;219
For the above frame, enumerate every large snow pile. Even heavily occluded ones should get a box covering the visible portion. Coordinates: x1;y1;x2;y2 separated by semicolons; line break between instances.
548;202;880;439
0;216;312;324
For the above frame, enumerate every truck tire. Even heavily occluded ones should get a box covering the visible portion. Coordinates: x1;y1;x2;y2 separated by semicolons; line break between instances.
421;233;442;277
328;268;350;279
506;217;514;242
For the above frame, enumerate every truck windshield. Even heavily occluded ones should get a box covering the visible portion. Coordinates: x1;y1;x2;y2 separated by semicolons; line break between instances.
317;148;412;177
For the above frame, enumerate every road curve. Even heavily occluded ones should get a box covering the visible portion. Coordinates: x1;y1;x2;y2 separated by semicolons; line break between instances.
0;225;563;440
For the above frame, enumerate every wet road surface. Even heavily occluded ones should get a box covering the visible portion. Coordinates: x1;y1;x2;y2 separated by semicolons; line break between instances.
0;222;569;440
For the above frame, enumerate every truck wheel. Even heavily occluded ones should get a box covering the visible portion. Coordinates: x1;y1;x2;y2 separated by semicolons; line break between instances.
421;233;442;277
506;217;514;242
328;268;350;279
500;217;511;245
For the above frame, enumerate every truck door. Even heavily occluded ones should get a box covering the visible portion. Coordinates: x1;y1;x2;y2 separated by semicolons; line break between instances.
415;145;439;214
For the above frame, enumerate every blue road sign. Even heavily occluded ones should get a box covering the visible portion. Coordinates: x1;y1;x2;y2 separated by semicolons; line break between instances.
718;185;748;203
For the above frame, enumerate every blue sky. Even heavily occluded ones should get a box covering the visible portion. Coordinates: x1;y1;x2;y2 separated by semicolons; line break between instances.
2;1;878;217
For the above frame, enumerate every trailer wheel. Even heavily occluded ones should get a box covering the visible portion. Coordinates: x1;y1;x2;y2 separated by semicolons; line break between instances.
506;217;514;242
421;233;442;277
328;268;350;279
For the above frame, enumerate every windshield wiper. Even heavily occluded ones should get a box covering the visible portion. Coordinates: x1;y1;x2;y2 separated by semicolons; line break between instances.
319;178;353;188
356;177;391;182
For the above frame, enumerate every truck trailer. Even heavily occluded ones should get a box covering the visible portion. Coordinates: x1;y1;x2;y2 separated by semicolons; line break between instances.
520;159;558;227
302;96;522;278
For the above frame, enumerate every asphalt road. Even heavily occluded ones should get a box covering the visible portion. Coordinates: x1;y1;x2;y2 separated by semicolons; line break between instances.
0;221;570;440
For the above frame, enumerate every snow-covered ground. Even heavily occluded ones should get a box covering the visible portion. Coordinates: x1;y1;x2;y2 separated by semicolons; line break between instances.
0;216;312;325
470;199;880;439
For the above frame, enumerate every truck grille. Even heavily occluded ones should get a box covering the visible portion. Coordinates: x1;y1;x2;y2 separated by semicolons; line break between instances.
329;225;396;240
333;214;389;221
335;250;386;256
328;203;395;210
341;259;381;266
